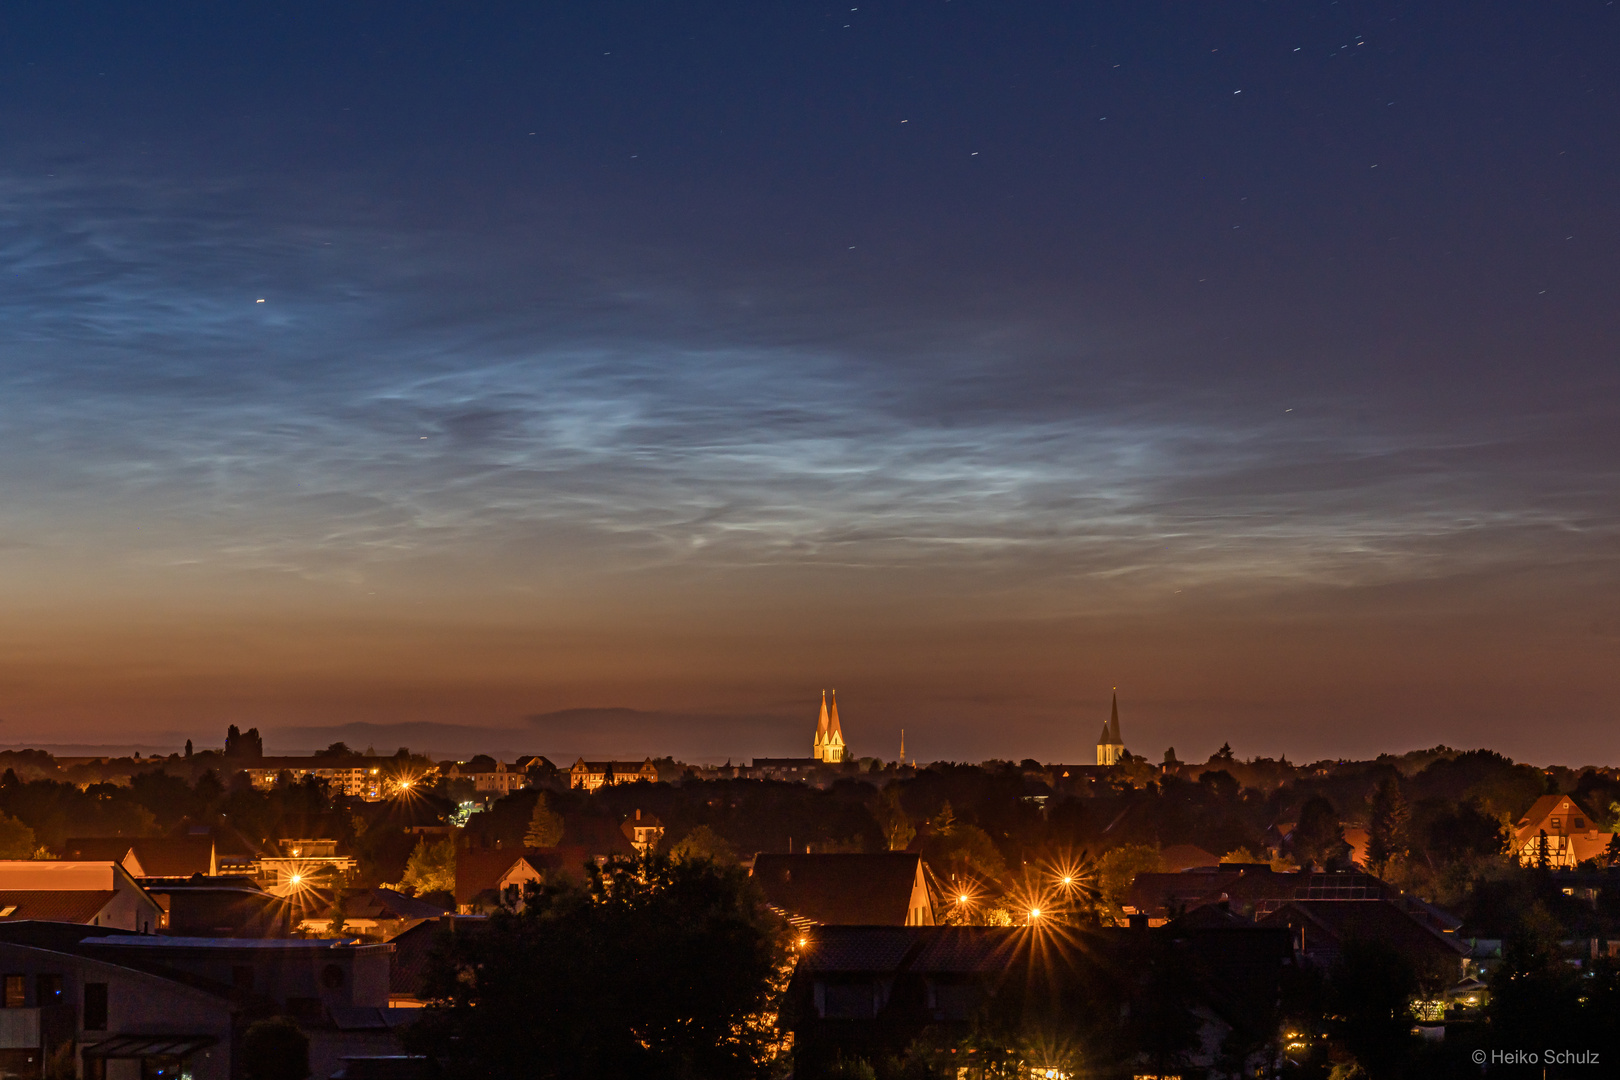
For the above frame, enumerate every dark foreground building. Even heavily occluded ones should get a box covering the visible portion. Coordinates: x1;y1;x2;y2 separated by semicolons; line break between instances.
786;912;1293;1078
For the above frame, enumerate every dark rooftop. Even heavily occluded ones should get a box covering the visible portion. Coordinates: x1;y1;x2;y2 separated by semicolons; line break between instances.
751;853;924;926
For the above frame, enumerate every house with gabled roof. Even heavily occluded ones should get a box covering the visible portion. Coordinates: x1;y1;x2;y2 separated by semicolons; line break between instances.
60;837;217;879
453;850;549;914
786;918;1292;1078
1512;794;1615;868
0;862;163;934
751;854;933;927
1260;898;1469;987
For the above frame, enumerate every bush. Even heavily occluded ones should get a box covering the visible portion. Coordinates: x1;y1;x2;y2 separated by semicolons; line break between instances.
242;1017;309;1080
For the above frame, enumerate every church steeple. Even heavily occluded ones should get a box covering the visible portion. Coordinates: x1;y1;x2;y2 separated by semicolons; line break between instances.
813;690;830;757
1096;689;1125;766
812;689;846;763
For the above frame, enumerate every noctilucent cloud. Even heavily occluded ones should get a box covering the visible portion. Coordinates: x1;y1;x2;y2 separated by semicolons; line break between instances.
1;3;1617;762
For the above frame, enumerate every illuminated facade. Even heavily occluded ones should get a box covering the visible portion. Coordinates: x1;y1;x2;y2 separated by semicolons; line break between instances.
1512;794;1615;868
812;690;846;763
243;759;399;799
1096;691;1125;767
568;758;660;791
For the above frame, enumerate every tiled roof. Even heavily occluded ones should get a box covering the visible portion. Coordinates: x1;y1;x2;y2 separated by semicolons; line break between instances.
345;888;450;921
794;926;922;973
453;851;533;906
1128;867;1393;917
1158;844;1220;872
791;924;1091;979
572;759;655;773
62;837;215;877
907;926;1023;973
1513;794;1598;843
561;817;638;859
0;890;115;924
388;916;486;997
57;840;134;865
751;853;922;925
1260;898;1467;975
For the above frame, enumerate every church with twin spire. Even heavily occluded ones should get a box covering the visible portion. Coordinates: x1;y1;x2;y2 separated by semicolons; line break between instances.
812;689;846;763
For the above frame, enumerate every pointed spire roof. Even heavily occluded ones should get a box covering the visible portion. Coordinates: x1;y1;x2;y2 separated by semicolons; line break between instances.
827;690;844;745
815;690;830;750
1098;689;1124;749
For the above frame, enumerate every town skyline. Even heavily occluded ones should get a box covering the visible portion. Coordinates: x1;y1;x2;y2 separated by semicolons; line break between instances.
2;688;1611;775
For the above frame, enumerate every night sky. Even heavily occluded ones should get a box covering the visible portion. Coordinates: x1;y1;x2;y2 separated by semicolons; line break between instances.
2;2;1617;763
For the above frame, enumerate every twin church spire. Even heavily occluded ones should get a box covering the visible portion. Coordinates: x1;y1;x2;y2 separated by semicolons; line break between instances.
813;689;846;763
806;688;1119;767
1096;689;1125;766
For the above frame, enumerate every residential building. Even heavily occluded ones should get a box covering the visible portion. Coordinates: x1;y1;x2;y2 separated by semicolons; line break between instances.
388;915;485;1007
60;837;218;879
258;839;358;898
1158;844;1221;873
453;851;548;915
138;876;290;938
621;810;664;855
298;888;449;941
786;918;1292;1078
440;759;528;798
86;933;400;1076
567;758;659;791
0;921;406;1080
751;854;934;928
749;758;827;782
0;862;162;934
558;816;638;863
1127;865;1407;924
1512;794;1615;868
239;757;433;800
1261;898;1470;986
0;926;233;1079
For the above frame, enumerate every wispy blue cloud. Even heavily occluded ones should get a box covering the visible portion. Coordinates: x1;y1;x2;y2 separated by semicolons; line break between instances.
1;167;1616;615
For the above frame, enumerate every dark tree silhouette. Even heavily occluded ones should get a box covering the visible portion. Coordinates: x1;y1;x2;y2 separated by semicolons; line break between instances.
1291;796;1351;870
242;1017;310;1080
409;854;788;1080
1364;775;1409;877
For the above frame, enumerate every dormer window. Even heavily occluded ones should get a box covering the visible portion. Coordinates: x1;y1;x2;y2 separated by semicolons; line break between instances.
1574;818;1586;829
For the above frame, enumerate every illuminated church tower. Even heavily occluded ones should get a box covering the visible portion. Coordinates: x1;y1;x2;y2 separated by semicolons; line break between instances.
813;690;846;763
1096;690;1125;766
